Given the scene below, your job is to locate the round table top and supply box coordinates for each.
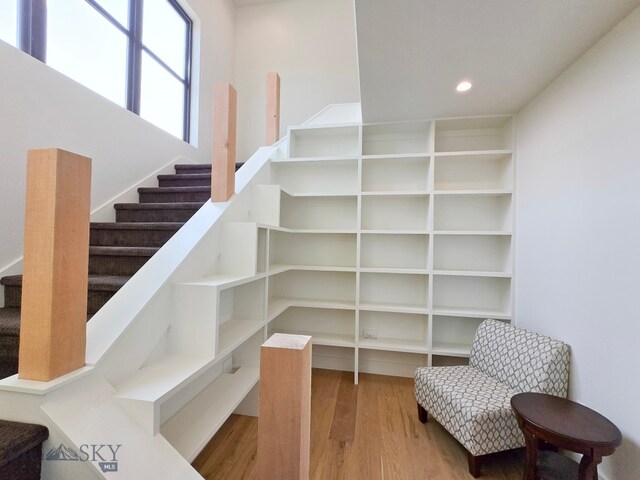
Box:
[511,392,622,448]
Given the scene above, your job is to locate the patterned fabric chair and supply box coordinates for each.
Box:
[415,319,570,477]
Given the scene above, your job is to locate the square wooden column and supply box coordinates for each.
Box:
[265,72,280,145]
[212,83,237,202]
[258,334,311,480]
[19,148,91,381]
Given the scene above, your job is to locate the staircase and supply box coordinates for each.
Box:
[0,162,232,379]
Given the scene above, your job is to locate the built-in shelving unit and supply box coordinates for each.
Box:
[262,115,515,381]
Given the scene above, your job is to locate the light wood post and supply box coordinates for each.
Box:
[257,334,311,480]
[212,83,237,202]
[265,72,280,145]
[18,148,91,381]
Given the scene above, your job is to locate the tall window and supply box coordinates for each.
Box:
[1,0,192,141]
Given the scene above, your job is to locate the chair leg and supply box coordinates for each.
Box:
[417,403,428,423]
[467,452,482,478]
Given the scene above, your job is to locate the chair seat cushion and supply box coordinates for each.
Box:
[415,365,524,456]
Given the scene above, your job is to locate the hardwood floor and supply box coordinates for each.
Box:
[193,369,524,480]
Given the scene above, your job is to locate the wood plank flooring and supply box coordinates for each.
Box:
[192,369,524,480]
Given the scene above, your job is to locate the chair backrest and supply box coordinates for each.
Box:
[469,319,570,397]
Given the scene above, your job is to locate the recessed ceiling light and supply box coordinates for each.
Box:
[456,81,472,93]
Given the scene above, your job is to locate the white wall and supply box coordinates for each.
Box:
[515,6,640,479]
[0,0,235,280]
[234,0,360,162]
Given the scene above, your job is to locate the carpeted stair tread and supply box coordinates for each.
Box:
[137,186,211,194]
[91,222,184,230]
[173,163,212,173]
[0,419,49,467]
[157,173,211,187]
[114,202,204,210]
[174,162,243,173]
[0,308,20,336]
[90,246,159,257]
[2,274,130,290]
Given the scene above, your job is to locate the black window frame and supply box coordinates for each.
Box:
[16,0,193,142]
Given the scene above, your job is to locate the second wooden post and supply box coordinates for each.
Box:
[212,83,237,202]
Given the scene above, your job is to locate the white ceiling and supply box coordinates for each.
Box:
[355,0,640,122]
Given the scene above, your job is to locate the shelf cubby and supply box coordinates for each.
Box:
[434,117,512,152]
[268,270,356,317]
[359,349,428,377]
[269,307,355,347]
[359,311,427,353]
[361,155,429,192]
[269,231,356,269]
[288,125,360,158]
[431,316,486,357]
[361,195,429,231]
[360,272,428,313]
[218,279,266,357]
[434,152,512,191]
[432,275,511,317]
[362,121,431,156]
[433,193,512,232]
[271,159,358,195]
[433,234,511,274]
[280,192,357,231]
[432,355,469,367]
[360,233,428,270]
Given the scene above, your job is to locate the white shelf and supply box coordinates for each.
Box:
[272,155,358,163]
[114,354,211,404]
[431,342,472,357]
[218,319,265,358]
[361,190,431,196]
[433,190,512,195]
[360,267,429,275]
[433,149,512,157]
[359,338,428,354]
[359,302,429,315]
[361,229,429,235]
[268,297,356,321]
[269,264,357,274]
[433,230,512,236]
[270,329,355,348]
[431,307,511,320]
[433,270,511,278]
[161,366,259,462]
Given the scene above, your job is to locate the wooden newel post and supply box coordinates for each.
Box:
[212,83,237,202]
[265,72,280,145]
[18,148,91,381]
[257,334,311,480]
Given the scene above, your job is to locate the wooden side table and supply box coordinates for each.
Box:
[511,392,622,480]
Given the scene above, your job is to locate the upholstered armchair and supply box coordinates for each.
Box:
[415,319,570,477]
